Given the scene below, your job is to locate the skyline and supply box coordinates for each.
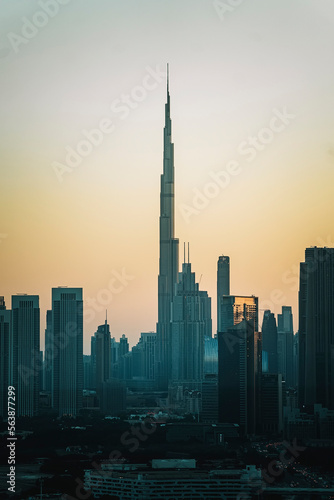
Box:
[1,1,334,352]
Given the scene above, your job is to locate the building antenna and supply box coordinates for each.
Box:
[167,63,169,93]
[184,242,186,264]
[188,242,190,264]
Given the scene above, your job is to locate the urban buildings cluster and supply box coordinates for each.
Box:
[1,72,334,499]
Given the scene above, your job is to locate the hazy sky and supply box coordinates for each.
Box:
[1,0,334,353]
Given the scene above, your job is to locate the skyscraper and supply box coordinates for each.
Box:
[261,373,283,434]
[156,66,179,389]
[218,319,256,435]
[119,334,129,357]
[140,332,157,380]
[217,255,230,334]
[94,318,111,388]
[277,306,294,387]
[299,247,334,409]
[44,309,52,393]
[11,294,40,417]
[0,297,11,419]
[51,287,83,417]
[262,310,278,375]
[219,295,258,334]
[170,257,211,382]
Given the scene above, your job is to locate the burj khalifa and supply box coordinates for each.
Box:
[156,65,179,389]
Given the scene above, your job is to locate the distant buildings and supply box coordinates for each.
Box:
[284,404,334,443]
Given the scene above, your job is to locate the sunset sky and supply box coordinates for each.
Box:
[1,0,334,353]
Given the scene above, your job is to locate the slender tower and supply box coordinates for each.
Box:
[157,65,179,389]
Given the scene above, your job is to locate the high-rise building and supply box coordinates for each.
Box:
[201,374,218,423]
[219,295,258,333]
[293,331,299,389]
[254,330,263,434]
[0,297,11,419]
[261,310,278,375]
[204,336,218,376]
[110,337,119,365]
[217,255,230,334]
[171,259,211,382]
[218,320,256,435]
[100,378,126,416]
[51,287,83,417]
[299,247,334,409]
[140,332,156,380]
[277,306,294,387]
[261,373,283,434]
[119,334,129,357]
[44,309,52,393]
[11,294,40,417]
[156,66,179,389]
[83,355,94,390]
[94,318,111,388]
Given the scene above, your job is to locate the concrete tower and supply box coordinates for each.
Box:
[157,65,179,388]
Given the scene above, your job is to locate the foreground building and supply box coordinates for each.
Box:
[51,287,83,417]
[84,460,262,499]
[218,320,256,435]
[299,247,334,409]
[11,294,40,417]
[219,295,258,333]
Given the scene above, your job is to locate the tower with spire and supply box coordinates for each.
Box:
[156,65,179,389]
[171,243,212,382]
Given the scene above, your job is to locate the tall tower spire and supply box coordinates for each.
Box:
[157,65,179,389]
[167,63,169,94]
